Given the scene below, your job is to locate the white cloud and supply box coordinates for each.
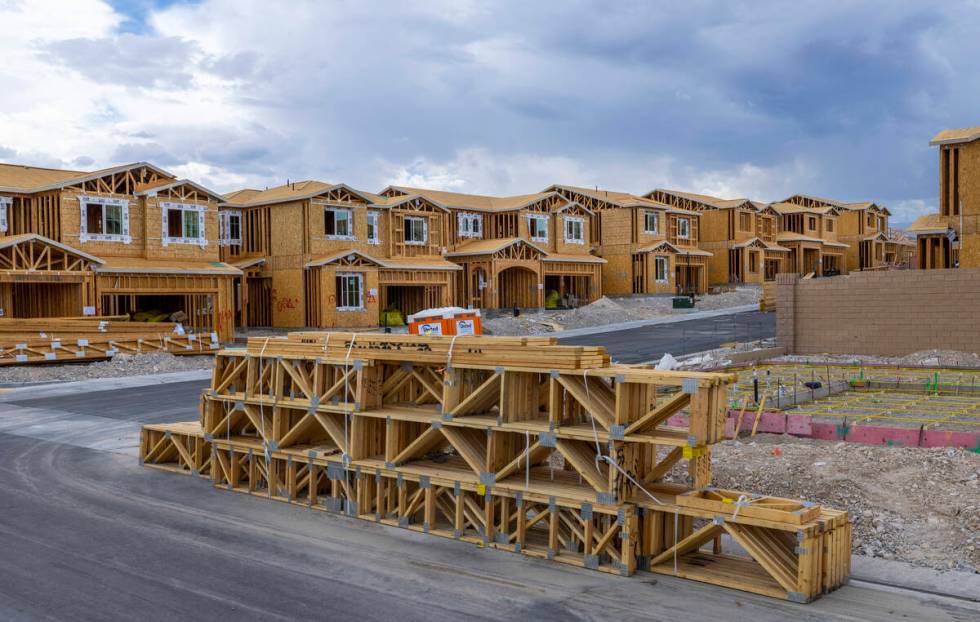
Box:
[0,0,970,227]
[376,147,812,203]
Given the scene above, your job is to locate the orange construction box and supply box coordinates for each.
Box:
[408,307,482,336]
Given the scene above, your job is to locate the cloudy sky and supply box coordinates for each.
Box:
[2,0,978,224]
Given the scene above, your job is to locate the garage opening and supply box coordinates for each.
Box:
[802,248,821,275]
[381,285,443,319]
[822,254,842,276]
[544,275,590,308]
[3,282,82,317]
[101,293,214,332]
[764,258,780,281]
[498,266,538,308]
[674,265,702,295]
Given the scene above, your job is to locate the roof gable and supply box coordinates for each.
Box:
[446,237,547,258]
[224,181,378,208]
[305,249,386,268]
[0,161,175,194]
[647,188,755,211]
[136,179,225,203]
[0,233,104,271]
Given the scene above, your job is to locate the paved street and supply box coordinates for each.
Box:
[559,310,775,363]
[0,330,976,621]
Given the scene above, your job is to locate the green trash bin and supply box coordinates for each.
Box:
[672,296,695,309]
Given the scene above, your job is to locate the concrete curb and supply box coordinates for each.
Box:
[553,304,761,339]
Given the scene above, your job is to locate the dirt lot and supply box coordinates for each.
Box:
[695,435,980,573]
[484,287,760,336]
[0,352,214,384]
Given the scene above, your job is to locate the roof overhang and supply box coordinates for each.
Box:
[445,237,548,258]
[542,254,606,264]
[232,257,266,270]
[95,260,242,276]
[930,129,980,146]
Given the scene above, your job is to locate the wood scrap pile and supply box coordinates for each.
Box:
[140,332,850,602]
[0,316,219,365]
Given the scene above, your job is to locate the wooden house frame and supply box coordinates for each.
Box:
[378,186,605,308]
[545,185,709,295]
[0,162,239,339]
[908,214,955,269]
[911,126,980,269]
[882,230,916,268]
[768,202,849,276]
[646,189,787,286]
[783,195,889,272]
[221,183,459,328]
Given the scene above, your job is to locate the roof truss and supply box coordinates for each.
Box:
[62,163,174,195]
[0,235,101,272]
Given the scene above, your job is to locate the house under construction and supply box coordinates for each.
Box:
[909,126,980,269]
[0,162,240,339]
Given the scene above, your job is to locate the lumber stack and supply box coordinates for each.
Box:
[0,316,219,365]
[140,332,850,602]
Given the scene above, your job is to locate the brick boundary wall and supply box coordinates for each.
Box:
[775,269,980,356]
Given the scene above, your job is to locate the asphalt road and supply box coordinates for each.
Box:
[558,310,776,363]
[0,337,976,620]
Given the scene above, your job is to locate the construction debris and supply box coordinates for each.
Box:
[141,332,851,602]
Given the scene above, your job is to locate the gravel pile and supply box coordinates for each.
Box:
[682,436,980,572]
[484,287,761,336]
[0,352,214,384]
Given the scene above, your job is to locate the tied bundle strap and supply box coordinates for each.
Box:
[446,334,459,369]
[582,369,603,475]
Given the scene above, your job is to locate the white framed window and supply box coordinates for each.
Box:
[219,211,242,246]
[162,202,207,246]
[457,212,482,238]
[528,214,549,242]
[643,211,659,234]
[367,211,381,245]
[564,216,585,244]
[324,208,353,239]
[676,217,690,239]
[335,272,364,311]
[0,196,10,233]
[655,256,669,282]
[79,196,130,243]
[404,216,428,245]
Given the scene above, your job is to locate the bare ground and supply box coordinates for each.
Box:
[692,435,980,573]
[0,352,214,384]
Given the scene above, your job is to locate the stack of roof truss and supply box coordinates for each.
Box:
[140,333,849,602]
[0,316,218,364]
